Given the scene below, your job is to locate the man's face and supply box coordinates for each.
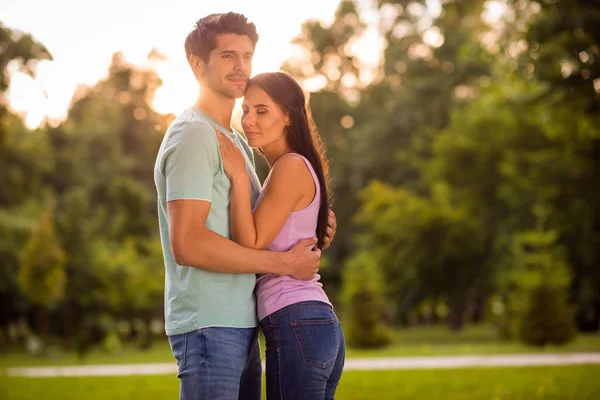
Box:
[201,33,254,99]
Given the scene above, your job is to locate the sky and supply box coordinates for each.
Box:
[0,0,347,128]
[1,0,506,129]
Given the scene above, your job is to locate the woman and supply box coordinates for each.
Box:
[216,71,345,399]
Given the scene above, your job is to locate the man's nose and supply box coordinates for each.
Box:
[235,57,249,74]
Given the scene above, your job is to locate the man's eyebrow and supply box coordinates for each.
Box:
[218,50,254,56]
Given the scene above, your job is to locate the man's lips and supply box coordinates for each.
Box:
[228,77,247,84]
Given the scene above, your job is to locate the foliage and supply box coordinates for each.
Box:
[341,251,392,348]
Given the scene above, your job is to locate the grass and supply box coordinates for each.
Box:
[1,324,599,368]
[345,325,600,358]
[0,365,599,399]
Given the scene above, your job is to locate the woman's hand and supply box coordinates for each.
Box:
[216,130,248,183]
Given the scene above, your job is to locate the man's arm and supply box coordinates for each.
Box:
[162,123,318,280]
[323,209,337,250]
[168,189,319,281]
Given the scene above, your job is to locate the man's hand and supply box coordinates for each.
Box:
[282,238,320,281]
[323,209,337,250]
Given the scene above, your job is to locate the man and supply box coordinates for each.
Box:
[154,12,336,400]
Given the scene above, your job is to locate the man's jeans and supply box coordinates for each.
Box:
[259,301,346,400]
[168,327,261,400]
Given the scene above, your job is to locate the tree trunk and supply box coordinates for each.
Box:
[63,303,74,350]
[447,296,465,332]
[38,306,50,342]
[428,300,439,324]
[469,297,486,323]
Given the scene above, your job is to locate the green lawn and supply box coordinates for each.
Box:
[346,325,600,358]
[1,365,599,399]
[1,325,599,368]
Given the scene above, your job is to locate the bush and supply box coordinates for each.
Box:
[341,251,392,348]
[506,228,577,347]
[519,285,576,346]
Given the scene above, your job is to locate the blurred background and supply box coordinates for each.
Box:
[1,0,599,399]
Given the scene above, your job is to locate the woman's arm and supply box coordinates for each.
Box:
[231,155,313,249]
[216,133,314,249]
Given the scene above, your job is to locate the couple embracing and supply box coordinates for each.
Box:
[154,12,345,400]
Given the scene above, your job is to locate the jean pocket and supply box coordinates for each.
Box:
[290,319,338,369]
[168,333,188,375]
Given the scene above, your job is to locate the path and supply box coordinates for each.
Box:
[6,353,600,377]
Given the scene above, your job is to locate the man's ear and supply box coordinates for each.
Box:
[189,54,205,78]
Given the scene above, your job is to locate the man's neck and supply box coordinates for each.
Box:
[194,89,236,129]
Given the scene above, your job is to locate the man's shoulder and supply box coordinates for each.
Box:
[165,111,217,147]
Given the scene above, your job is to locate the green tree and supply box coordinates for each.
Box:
[353,181,484,330]
[17,209,67,341]
[282,0,492,304]
[0,22,52,343]
[341,250,392,348]
[513,0,600,331]
[512,0,600,113]
[503,225,576,346]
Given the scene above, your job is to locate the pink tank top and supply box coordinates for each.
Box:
[254,153,331,321]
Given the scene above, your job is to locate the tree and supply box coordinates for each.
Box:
[17,208,67,341]
[0,23,52,344]
[512,0,600,113]
[0,22,51,107]
[282,0,492,304]
[341,250,392,348]
[512,0,600,331]
[352,181,484,330]
[503,226,576,346]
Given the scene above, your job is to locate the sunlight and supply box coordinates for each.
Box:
[2,0,341,128]
[423,27,445,48]
[482,0,506,25]
[7,73,46,129]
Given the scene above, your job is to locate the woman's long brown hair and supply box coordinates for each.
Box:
[247,72,330,249]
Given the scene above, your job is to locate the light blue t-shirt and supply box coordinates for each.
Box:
[154,106,262,336]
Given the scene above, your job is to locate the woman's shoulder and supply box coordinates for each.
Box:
[273,153,314,176]
[269,153,315,187]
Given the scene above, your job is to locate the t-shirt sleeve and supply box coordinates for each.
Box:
[161,122,219,202]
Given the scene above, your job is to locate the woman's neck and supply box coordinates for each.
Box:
[262,138,293,168]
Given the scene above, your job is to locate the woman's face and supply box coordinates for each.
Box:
[241,85,290,149]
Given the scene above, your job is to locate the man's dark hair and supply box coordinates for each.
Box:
[185,12,259,64]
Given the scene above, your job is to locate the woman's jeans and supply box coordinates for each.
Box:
[259,301,346,400]
[168,327,261,400]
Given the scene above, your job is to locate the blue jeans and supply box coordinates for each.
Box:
[259,301,346,400]
[168,327,261,400]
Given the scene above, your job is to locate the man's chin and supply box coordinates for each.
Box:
[220,87,245,99]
